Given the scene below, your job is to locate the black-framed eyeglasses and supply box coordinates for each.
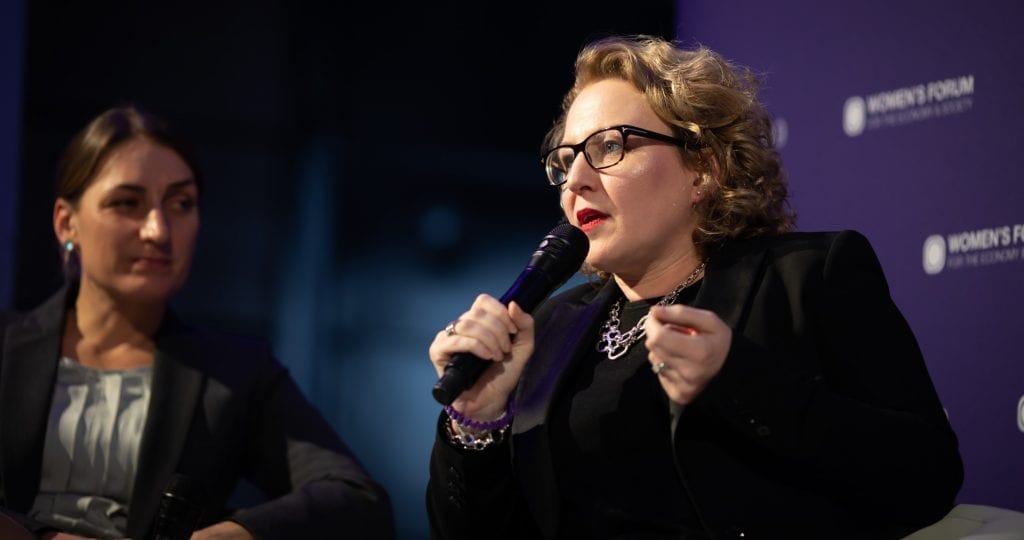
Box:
[541,124,701,186]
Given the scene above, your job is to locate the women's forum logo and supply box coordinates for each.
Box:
[923,234,946,275]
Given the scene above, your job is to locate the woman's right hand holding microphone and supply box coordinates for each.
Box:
[429,294,535,423]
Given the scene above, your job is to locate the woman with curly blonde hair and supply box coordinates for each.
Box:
[428,35,961,539]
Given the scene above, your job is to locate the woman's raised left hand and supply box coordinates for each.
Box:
[644,304,732,405]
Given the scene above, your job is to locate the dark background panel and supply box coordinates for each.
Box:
[11,2,676,538]
[15,0,675,313]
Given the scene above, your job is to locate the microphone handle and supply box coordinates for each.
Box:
[496,266,557,312]
[432,351,490,406]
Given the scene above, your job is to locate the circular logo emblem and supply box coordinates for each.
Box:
[923,235,946,275]
[1018,395,1024,433]
[843,96,866,137]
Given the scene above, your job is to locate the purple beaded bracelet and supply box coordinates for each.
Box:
[444,399,516,432]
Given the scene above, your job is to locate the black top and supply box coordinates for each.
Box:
[551,281,704,538]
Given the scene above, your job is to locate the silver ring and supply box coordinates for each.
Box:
[444,320,459,337]
[651,361,667,375]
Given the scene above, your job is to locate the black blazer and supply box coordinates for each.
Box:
[428,230,963,539]
[0,285,394,539]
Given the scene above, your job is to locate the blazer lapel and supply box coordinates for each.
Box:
[0,289,67,510]
[126,314,203,537]
[693,238,769,329]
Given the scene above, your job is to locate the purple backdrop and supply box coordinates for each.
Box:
[677,0,1024,510]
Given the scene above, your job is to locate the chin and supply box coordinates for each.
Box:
[115,276,185,304]
[584,247,623,275]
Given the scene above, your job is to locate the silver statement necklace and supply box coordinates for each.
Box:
[596,261,706,360]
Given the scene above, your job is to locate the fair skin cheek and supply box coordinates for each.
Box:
[560,153,695,284]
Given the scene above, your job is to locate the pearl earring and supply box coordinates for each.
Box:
[63,240,74,253]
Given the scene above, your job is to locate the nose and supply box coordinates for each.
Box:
[141,207,170,245]
[562,152,598,194]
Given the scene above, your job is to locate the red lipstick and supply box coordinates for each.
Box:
[576,208,608,233]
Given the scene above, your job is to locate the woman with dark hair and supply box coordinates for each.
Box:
[426,35,963,539]
[0,105,394,539]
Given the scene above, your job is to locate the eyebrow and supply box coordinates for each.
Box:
[108,178,197,194]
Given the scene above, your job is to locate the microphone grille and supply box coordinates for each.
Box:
[544,221,589,264]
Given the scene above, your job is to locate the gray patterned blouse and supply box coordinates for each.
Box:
[29,357,153,539]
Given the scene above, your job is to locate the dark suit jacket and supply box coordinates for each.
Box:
[0,285,394,539]
[428,230,963,539]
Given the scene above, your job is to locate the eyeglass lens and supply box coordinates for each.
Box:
[545,128,625,185]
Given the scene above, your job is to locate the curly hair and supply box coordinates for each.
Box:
[546,35,795,256]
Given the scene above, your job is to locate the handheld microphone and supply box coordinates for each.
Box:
[151,473,203,540]
[432,220,589,406]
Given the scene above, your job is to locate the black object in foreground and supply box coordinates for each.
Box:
[151,473,204,540]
